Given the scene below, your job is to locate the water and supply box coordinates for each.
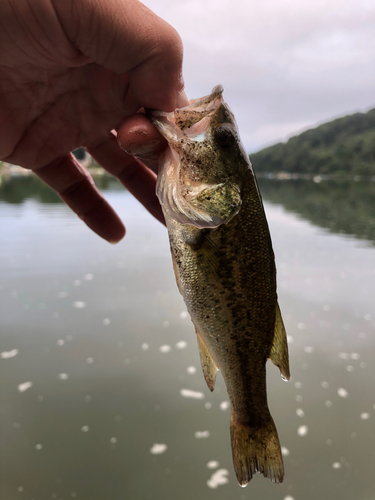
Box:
[1,173,375,500]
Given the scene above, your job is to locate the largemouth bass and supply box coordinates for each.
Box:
[150,85,290,486]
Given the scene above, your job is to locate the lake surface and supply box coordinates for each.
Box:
[1,173,375,500]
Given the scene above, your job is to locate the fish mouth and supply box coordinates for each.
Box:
[148,85,224,142]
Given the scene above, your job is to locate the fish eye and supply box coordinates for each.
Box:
[214,125,235,149]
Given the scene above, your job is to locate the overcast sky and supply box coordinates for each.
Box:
[142,0,375,153]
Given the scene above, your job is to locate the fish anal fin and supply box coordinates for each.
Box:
[196,331,218,392]
[269,302,290,381]
[230,409,284,486]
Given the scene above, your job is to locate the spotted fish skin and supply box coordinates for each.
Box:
[150,85,290,486]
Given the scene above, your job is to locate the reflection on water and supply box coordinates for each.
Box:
[1,174,375,500]
[0,172,122,204]
[258,177,375,244]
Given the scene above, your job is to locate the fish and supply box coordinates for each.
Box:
[149,85,290,486]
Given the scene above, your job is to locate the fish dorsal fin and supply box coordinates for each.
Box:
[196,330,218,392]
[269,303,290,381]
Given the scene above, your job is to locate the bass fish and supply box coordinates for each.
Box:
[150,85,290,486]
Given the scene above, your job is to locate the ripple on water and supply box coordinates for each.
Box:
[176,341,187,349]
[180,389,205,400]
[159,345,171,353]
[297,425,308,437]
[207,469,229,489]
[207,460,219,469]
[18,381,32,392]
[150,443,167,455]
[1,349,19,359]
[338,388,349,398]
[281,446,290,456]
[194,431,210,439]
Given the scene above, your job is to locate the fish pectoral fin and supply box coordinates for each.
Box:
[269,302,290,381]
[196,330,218,392]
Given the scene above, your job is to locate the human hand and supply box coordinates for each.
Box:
[0,0,188,242]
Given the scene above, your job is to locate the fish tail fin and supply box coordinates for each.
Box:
[230,409,284,486]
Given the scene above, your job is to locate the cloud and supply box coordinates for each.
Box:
[143,0,375,151]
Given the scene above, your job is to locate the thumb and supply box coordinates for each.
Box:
[54,0,184,111]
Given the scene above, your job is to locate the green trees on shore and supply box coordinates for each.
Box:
[250,108,375,176]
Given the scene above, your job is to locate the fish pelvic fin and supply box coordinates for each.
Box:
[269,302,290,381]
[196,331,218,392]
[230,409,284,486]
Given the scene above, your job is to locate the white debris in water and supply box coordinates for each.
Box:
[297,323,305,330]
[84,273,94,280]
[141,343,149,351]
[58,373,69,380]
[338,352,349,359]
[110,437,117,444]
[18,487,23,492]
[57,339,65,346]
[325,401,332,407]
[180,311,189,319]
[332,462,342,469]
[187,366,197,374]
[296,408,305,417]
[207,460,219,469]
[207,469,229,489]
[284,496,295,500]
[338,388,349,398]
[176,341,187,349]
[102,318,111,326]
[321,381,329,388]
[18,381,32,392]
[350,352,360,360]
[159,345,171,353]
[73,280,81,286]
[81,426,89,432]
[294,381,302,389]
[304,346,314,353]
[346,365,354,372]
[150,443,167,455]
[58,291,69,298]
[35,444,43,451]
[281,446,290,456]
[180,389,204,400]
[220,401,230,411]
[162,320,170,328]
[360,412,370,420]
[287,335,294,344]
[1,349,19,359]
[73,301,86,308]
[205,402,212,409]
[86,357,94,364]
[194,430,210,439]
[297,425,308,437]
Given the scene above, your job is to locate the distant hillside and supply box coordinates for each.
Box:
[250,108,375,176]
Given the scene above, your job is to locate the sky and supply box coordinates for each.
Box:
[142,0,375,153]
